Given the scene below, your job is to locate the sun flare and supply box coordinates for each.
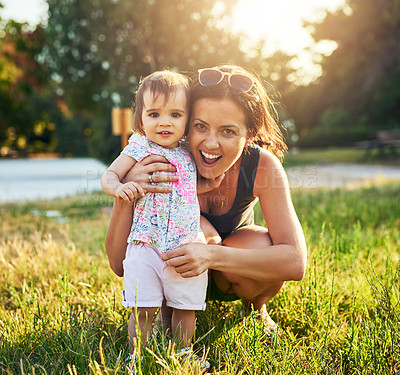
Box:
[229,0,346,55]
[224,0,346,83]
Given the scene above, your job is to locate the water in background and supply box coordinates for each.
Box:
[0,158,107,203]
[1,158,400,203]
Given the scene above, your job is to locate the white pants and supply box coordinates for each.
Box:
[122,243,208,310]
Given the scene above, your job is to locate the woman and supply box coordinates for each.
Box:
[105,65,307,330]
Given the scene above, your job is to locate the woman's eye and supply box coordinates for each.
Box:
[194,123,206,130]
[223,128,235,135]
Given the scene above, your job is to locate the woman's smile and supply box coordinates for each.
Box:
[188,98,248,179]
[200,150,222,165]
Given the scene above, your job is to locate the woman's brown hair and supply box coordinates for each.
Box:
[190,65,287,161]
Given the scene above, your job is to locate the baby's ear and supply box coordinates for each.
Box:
[139,123,144,134]
[135,121,144,135]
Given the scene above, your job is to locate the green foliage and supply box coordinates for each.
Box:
[1,0,256,161]
[1,184,400,373]
[298,107,364,148]
[282,147,372,168]
[41,0,253,163]
[2,0,400,155]
[297,112,372,148]
[284,0,400,147]
[0,21,60,155]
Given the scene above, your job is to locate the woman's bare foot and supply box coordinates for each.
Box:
[242,303,277,333]
[259,305,277,333]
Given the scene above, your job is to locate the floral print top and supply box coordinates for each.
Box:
[122,134,201,253]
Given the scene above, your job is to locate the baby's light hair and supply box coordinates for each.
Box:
[133,70,190,135]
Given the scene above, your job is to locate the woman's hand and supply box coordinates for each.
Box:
[161,242,212,278]
[123,155,178,193]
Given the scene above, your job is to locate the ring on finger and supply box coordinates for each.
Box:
[148,172,154,184]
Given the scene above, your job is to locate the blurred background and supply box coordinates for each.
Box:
[1,0,398,164]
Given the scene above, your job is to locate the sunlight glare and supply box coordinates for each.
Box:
[230,0,346,55]
[228,0,346,83]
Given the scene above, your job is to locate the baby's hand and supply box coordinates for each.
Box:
[115,182,146,202]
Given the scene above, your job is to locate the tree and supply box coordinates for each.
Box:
[284,0,400,147]
[43,0,256,162]
[0,19,61,156]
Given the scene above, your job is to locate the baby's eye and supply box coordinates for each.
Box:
[172,112,183,118]
[149,112,159,118]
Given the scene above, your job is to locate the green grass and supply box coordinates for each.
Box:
[283,147,400,167]
[1,185,399,374]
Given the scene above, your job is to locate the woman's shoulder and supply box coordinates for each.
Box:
[254,148,289,193]
[247,144,282,166]
[257,147,284,170]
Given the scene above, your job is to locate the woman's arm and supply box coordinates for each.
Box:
[250,150,307,280]
[105,198,134,277]
[123,154,178,191]
[162,151,307,282]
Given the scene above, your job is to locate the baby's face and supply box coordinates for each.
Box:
[141,88,188,148]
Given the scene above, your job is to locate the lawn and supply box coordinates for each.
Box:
[283,147,400,167]
[1,184,399,374]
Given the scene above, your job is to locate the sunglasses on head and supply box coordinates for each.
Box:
[198,68,255,93]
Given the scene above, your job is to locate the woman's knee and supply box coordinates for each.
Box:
[219,226,282,305]
[223,225,272,249]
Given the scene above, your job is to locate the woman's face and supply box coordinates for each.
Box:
[187,98,248,179]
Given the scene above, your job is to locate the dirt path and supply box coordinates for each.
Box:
[287,163,400,189]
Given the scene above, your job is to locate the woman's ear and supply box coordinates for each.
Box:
[245,137,254,147]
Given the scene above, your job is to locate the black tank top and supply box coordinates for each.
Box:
[201,145,261,239]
